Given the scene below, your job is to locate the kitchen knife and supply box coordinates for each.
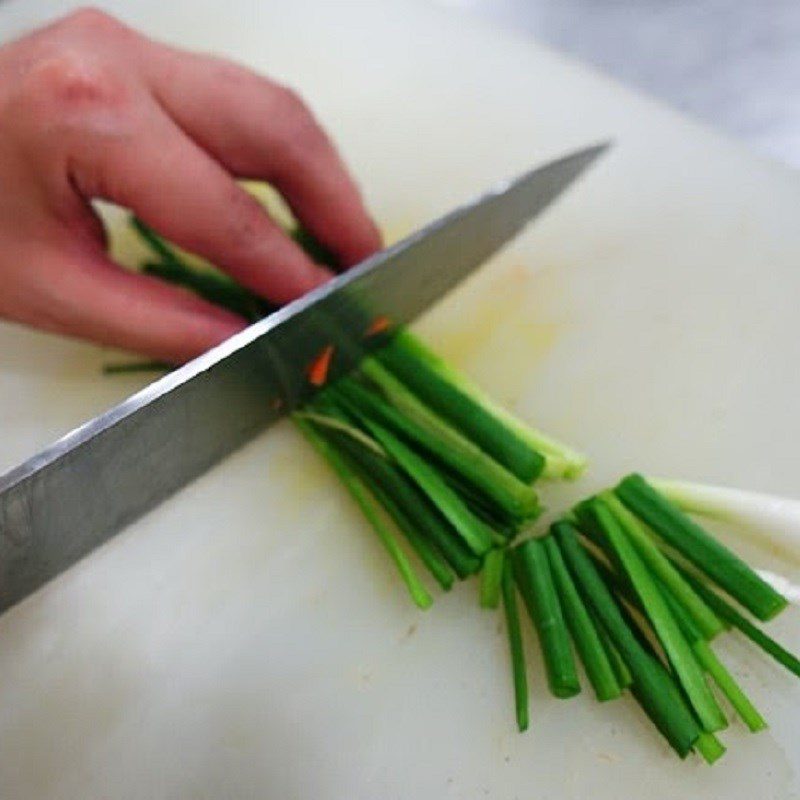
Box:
[0,143,607,612]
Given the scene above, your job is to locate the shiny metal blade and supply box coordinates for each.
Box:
[0,143,608,612]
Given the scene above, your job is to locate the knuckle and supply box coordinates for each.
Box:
[20,50,127,112]
[224,189,271,246]
[274,87,327,154]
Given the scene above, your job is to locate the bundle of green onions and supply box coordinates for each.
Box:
[505,474,797,763]
[121,214,799,765]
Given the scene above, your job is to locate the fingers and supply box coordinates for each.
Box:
[6,238,246,363]
[145,49,382,266]
[66,99,333,304]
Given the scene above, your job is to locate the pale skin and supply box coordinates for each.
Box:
[0,8,382,363]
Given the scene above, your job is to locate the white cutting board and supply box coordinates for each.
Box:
[1,1,800,798]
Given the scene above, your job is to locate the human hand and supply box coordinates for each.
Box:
[0,8,381,362]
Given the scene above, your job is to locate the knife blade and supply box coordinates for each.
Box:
[0,143,608,612]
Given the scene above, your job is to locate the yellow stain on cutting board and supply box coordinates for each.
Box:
[414,260,564,409]
[382,219,566,409]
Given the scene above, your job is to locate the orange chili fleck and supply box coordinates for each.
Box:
[307,344,335,386]
[364,315,392,337]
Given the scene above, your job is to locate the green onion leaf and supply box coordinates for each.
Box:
[480,549,505,609]
[293,415,432,609]
[544,533,621,702]
[376,331,546,482]
[616,474,788,621]
[501,556,529,732]
[513,538,581,698]
[587,498,727,733]
[554,521,700,757]
[601,491,724,640]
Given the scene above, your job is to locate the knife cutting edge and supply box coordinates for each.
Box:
[0,142,609,613]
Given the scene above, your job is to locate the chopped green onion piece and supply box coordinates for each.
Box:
[601,492,724,640]
[597,623,633,689]
[544,533,621,702]
[314,398,480,580]
[384,331,588,479]
[513,538,581,698]
[480,549,505,609]
[554,521,701,757]
[294,410,387,458]
[342,371,540,521]
[331,391,494,557]
[587,498,727,733]
[376,331,546,482]
[649,478,800,559]
[694,639,767,733]
[293,415,432,609]
[616,474,788,621]
[679,567,800,680]
[653,575,767,733]
[695,732,726,765]
[501,557,529,732]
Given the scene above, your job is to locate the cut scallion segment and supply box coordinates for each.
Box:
[649,478,800,558]
[314,397,481,579]
[331,390,494,557]
[652,576,767,733]
[376,332,546,482]
[616,474,788,621]
[554,521,700,757]
[601,491,724,640]
[381,331,587,479]
[694,639,767,733]
[480,549,505,609]
[513,538,581,698]
[501,557,529,732]
[587,498,727,733]
[695,732,727,765]
[598,623,633,689]
[293,415,432,609]
[341,371,540,521]
[545,531,621,702]
[679,568,800,680]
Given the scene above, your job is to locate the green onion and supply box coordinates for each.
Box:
[331,388,494,557]
[480,549,505,609]
[513,538,580,698]
[695,732,726,765]
[544,531,621,701]
[312,397,480,579]
[597,623,633,689]
[293,415,432,609]
[680,568,800,680]
[694,639,766,733]
[554,521,701,757]
[649,478,800,558]
[381,331,587,479]
[143,261,267,321]
[601,491,724,640]
[501,557,529,732]
[587,498,727,732]
[616,474,788,621]
[653,576,767,733]
[131,216,183,266]
[376,331,546,482]
[102,360,171,374]
[343,369,540,521]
